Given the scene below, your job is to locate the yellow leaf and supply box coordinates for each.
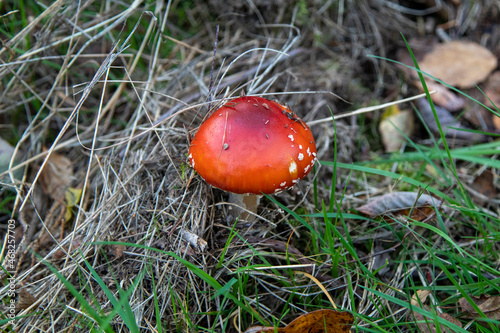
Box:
[64,187,82,222]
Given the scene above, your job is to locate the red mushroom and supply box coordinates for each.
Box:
[188,96,317,218]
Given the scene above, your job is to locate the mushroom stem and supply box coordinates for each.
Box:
[228,193,261,221]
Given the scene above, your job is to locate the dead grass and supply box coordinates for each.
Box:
[1,0,500,332]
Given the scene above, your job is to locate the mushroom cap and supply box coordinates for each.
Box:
[188,96,317,194]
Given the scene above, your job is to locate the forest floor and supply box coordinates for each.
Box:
[1,1,500,332]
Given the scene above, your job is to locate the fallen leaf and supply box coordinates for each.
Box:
[396,37,440,76]
[470,169,497,205]
[53,238,82,259]
[243,309,354,333]
[409,290,463,333]
[179,229,207,252]
[459,294,500,321]
[0,137,15,174]
[414,80,465,111]
[356,192,440,220]
[16,289,37,311]
[482,71,500,130]
[370,243,391,276]
[112,244,126,258]
[64,186,83,222]
[379,104,415,152]
[0,137,23,181]
[419,40,497,89]
[483,71,500,109]
[494,115,500,130]
[415,98,485,142]
[39,151,74,201]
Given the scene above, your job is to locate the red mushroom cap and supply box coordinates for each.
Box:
[188,96,317,194]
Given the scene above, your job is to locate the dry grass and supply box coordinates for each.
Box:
[1,1,500,332]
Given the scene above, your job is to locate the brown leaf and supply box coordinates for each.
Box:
[419,41,497,89]
[53,237,82,259]
[16,289,37,311]
[356,192,439,221]
[39,151,74,201]
[410,290,462,333]
[414,80,465,112]
[494,115,500,130]
[470,169,497,205]
[112,244,126,258]
[483,71,500,109]
[459,294,500,321]
[243,309,354,333]
[482,71,500,130]
[396,37,440,77]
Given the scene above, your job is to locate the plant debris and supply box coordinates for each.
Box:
[243,309,354,333]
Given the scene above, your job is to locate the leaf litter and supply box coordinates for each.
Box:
[356,191,442,220]
[243,309,354,333]
[1,1,500,332]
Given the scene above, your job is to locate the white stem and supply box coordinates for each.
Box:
[306,91,436,126]
[228,193,261,221]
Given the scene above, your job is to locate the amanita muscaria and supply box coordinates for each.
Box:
[188,96,317,219]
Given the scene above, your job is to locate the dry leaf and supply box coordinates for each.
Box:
[112,244,126,258]
[64,186,83,222]
[409,290,462,333]
[419,41,497,89]
[459,294,500,321]
[470,169,497,205]
[53,238,82,259]
[39,151,74,201]
[179,229,208,252]
[244,309,354,333]
[483,71,500,109]
[0,137,23,181]
[370,243,391,276]
[356,192,439,221]
[494,115,500,130]
[379,104,414,152]
[482,71,500,130]
[0,137,15,173]
[415,98,484,142]
[16,289,37,311]
[414,80,465,111]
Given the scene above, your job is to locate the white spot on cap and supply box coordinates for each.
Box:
[288,134,294,142]
[265,120,269,124]
[299,145,303,149]
[262,103,270,110]
[292,179,299,184]
[298,153,304,161]
[312,152,317,157]
[307,147,311,156]
[304,165,310,173]
[289,160,297,176]
[280,182,286,187]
